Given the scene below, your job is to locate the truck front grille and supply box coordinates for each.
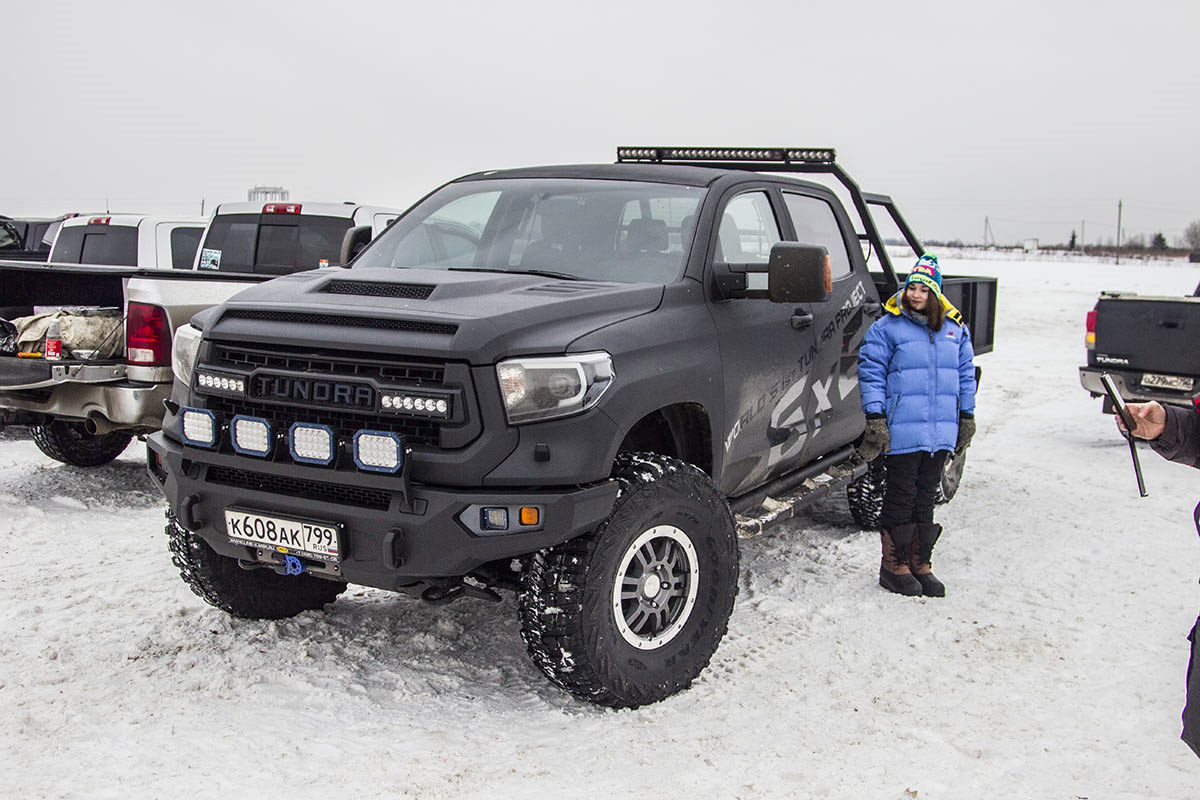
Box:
[212,344,445,385]
[207,465,392,511]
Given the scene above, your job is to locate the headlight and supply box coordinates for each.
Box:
[495,352,614,425]
[172,324,203,388]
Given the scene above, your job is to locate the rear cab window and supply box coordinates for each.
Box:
[50,225,139,266]
[170,227,203,269]
[197,214,352,274]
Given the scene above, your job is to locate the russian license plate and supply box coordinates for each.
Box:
[224,508,341,562]
[1141,373,1194,392]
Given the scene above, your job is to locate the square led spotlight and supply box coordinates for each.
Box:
[231,415,272,457]
[353,430,403,473]
[289,422,335,465]
[180,408,217,448]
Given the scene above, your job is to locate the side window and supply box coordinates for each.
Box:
[782,193,853,280]
[717,192,780,265]
[170,227,203,269]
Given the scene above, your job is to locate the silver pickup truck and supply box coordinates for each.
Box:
[0,201,400,466]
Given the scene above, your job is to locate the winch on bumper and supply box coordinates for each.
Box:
[146,430,618,588]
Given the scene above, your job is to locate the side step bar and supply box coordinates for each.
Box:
[730,446,867,539]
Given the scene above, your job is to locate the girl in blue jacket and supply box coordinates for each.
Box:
[857,254,977,597]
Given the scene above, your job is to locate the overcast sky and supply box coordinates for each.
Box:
[4,0,1197,246]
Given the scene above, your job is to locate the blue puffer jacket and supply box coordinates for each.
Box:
[858,290,977,455]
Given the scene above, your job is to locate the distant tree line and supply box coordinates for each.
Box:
[899,219,1200,252]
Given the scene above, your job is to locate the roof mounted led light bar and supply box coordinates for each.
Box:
[616,147,836,165]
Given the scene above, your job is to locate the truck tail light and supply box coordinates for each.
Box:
[1085,309,1097,349]
[127,302,172,366]
[88,216,111,225]
[263,204,302,214]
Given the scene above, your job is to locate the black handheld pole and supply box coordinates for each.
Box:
[1126,433,1148,498]
[1100,372,1149,498]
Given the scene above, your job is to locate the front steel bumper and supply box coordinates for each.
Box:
[146,431,619,588]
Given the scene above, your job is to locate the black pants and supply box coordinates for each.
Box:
[879,450,950,531]
[1184,616,1200,758]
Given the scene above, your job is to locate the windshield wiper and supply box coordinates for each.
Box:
[447,267,584,281]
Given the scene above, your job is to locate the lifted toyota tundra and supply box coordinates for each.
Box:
[148,147,997,707]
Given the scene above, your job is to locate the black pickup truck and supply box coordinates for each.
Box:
[148,148,997,707]
[0,215,55,262]
[1080,290,1200,411]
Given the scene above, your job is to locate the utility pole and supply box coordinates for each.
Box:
[1115,200,1123,265]
[1080,220,1086,254]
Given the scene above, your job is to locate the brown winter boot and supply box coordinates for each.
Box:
[879,524,922,596]
[909,523,945,597]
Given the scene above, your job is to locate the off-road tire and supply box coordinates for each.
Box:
[934,449,967,504]
[31,420,133,467]
[847,456,887,530]
[166,512,345,619]
[518,452,739,708]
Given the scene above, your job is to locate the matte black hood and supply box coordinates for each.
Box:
[199,268,665,363]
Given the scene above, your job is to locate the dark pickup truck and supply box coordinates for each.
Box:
[1080,290,1200,411]
[0,215,55,262]
[149,147,998,708]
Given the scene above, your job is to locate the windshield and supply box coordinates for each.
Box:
[354,178,706,283]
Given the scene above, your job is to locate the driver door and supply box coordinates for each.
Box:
[707,188,818,496]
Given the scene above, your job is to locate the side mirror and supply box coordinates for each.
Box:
[768,242,831,303]
[339,225,372,266]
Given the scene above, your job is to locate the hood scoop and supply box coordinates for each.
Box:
[322,279,435,300]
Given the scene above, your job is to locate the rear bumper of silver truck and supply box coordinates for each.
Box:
[0,358,169,430]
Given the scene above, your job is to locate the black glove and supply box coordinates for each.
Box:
[857,414,889,462]
[955,413,976,455]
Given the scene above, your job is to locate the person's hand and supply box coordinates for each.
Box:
[1119,401,1166,440]
[955,414,976,455]
[857,415,889,462]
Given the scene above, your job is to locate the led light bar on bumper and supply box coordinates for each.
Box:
[289,423,334,465]
[231,415,272,457]
[354,431,403,473]
[180,408,217,448]
[496,352,614,425]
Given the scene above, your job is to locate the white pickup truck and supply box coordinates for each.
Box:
[0,201,400,466]
[49,214,207,270]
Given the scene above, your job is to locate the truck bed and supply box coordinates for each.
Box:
[870,272,997,355]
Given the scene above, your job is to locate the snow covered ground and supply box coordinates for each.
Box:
[3,255,1199,799]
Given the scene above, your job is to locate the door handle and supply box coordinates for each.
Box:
[790,311,813,329]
